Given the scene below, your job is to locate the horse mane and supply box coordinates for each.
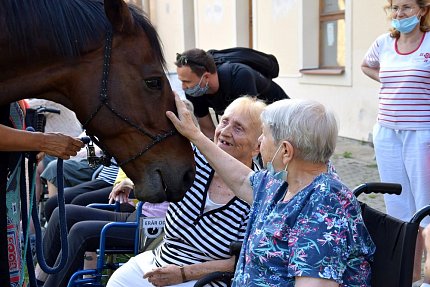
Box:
[1,0,165,66]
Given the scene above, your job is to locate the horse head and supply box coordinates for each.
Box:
[0,0,195,202]
[82,0,197,203]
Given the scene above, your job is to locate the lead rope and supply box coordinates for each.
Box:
[35,136,90,275]
[20,138,93,286]
[33,158,69,274]
[19,152,69,287]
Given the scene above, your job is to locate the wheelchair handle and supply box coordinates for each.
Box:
[353,182,402,197]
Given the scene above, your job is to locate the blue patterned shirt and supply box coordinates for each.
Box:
[232,170,375,287]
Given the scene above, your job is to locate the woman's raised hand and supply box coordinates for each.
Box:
[166,93,201,142]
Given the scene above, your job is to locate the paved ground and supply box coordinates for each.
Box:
[331,137,385,213]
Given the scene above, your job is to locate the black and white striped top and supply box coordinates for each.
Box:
[153,148,256,284]
[96,163,118,185]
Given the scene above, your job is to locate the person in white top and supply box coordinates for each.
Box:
[361,0,430,283]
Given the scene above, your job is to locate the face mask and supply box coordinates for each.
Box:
[391,15,420,34]
[266,144,288,181]
[184,75,209,98]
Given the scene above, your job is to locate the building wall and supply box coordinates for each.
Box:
[138,0,392,142]
[194,0,249,50]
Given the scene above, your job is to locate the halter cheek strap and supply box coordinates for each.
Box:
[82,27,176,167]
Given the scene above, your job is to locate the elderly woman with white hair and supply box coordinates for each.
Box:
[107,96,266,287]
[167,96,376,287]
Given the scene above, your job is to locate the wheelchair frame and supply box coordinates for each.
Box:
[67,202,165,287]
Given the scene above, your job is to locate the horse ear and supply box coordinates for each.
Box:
[104,0,135,33]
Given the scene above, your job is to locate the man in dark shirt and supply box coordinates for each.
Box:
[175,48,288,139]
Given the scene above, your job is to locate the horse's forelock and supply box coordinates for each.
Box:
[1,0,165,67]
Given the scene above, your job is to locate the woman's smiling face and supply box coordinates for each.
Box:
[214,107,261,165]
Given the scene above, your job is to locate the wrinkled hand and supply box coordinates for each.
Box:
[41,133,84,159]
[144,265,183,287]
[108,178,134,204]
[166,94,201,142]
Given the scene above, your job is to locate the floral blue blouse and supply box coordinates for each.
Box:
[232,170,375,287]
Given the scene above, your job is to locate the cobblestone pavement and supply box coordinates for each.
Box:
[331,137,385,213]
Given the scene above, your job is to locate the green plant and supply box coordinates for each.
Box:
[342,151,353,158]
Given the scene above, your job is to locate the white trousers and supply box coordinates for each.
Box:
[373,124,430,226]
[106,251,197,287]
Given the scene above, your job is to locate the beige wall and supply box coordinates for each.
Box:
[254,0,389,142]
[253,0,300,76]
[144,0,391,142]
[142,0,195,72]
[193,0,249,50]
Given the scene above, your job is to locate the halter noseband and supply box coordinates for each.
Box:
[82,28,176,167]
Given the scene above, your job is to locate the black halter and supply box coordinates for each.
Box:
[82,28,176,167]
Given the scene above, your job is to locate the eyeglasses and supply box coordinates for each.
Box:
[389,5,418,15]
[176,53,207,70]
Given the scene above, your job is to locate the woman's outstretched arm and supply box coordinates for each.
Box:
[166,94,254,204]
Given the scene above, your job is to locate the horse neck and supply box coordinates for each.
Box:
[0,51,89,109]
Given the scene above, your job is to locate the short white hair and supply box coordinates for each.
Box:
[223,96,267,131]
[261,99,338,163]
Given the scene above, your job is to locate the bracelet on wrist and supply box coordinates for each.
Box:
[179,265,187,282]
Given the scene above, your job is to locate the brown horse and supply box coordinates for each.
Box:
[0,0,195,202]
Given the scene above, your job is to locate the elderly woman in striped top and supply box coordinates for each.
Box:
[107,96,266,287]
[361,0,430,282]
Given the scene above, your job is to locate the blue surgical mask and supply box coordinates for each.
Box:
[266,144,288,181]
[391,15,420,34]
[184,75,209,98]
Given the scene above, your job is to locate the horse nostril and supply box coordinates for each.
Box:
[183,168,195,191]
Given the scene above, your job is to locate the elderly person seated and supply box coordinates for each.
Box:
[167,96,376,287]
[106,96,266,287]
[35,167,167,287]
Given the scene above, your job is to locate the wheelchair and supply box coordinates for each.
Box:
[67,201,165,287]
[194,182,430,287]
[354,182,430,287]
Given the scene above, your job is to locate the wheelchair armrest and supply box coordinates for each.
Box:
[67,269,98,287]
[230,241,242,267]
[97,222,138,270]
[192,241,242,287]
[229,241,242,256]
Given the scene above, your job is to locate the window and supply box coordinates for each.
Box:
[300,0,347,77]
[319,0,345,69]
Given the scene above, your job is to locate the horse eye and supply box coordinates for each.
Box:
[144,78,162,90]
